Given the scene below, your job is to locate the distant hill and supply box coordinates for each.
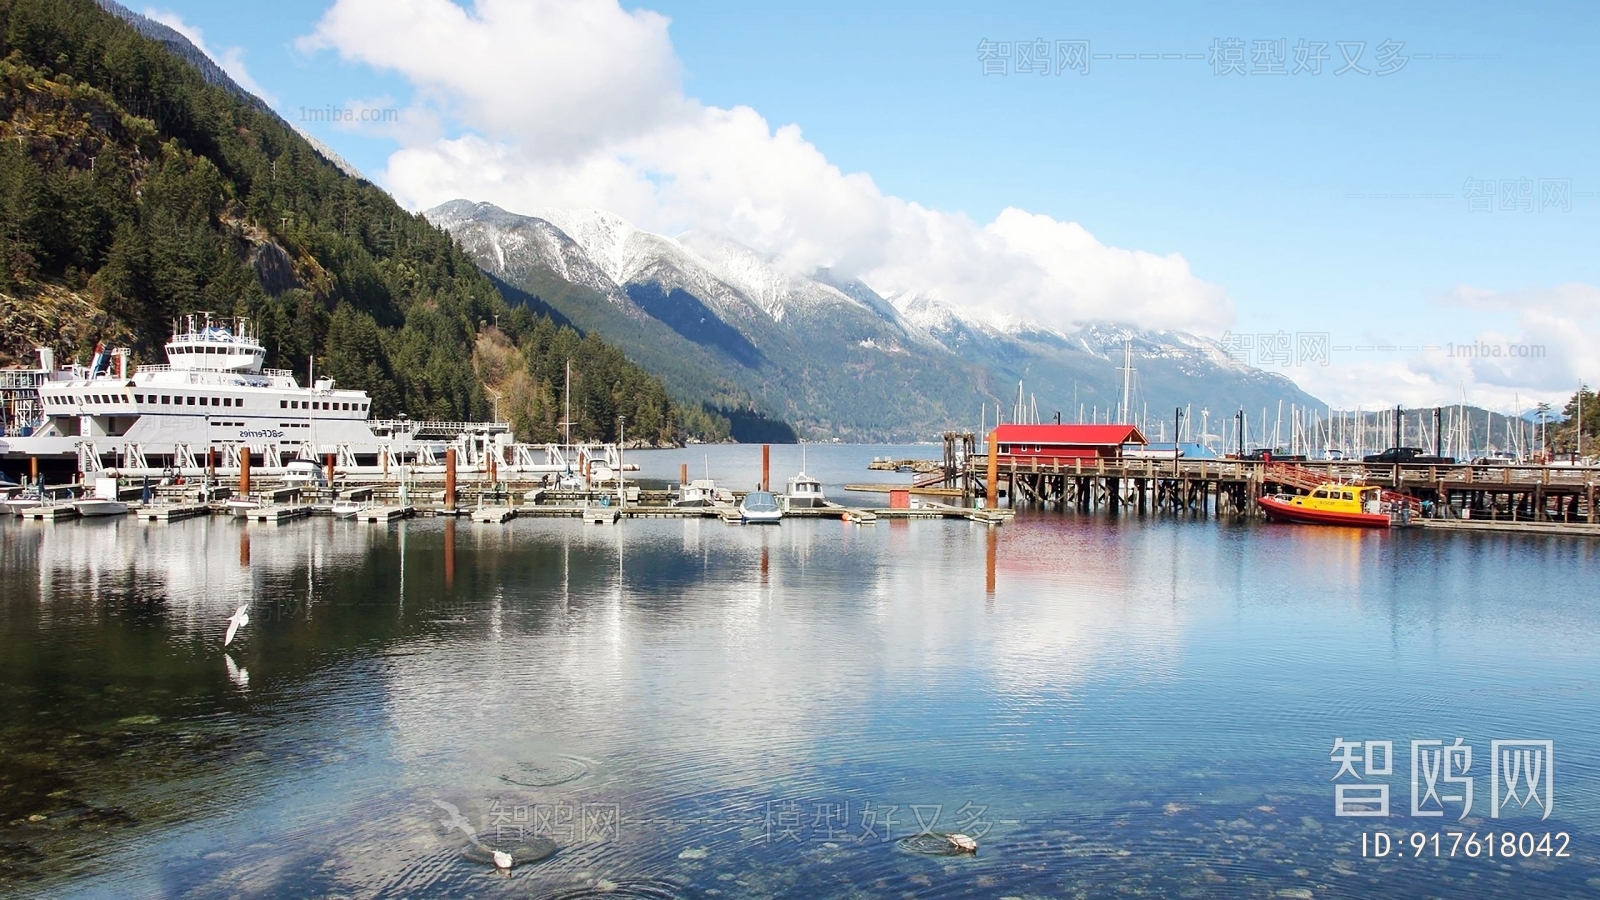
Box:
[429,200,1327,441]
[0,0,706,444]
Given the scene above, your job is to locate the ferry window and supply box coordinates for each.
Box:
[133,394,142,403]
[186,397,195,405]
[1312,490,1328,498]
[281,400,287,409]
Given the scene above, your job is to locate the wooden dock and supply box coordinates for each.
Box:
[22,504,77,521]
[355,506,414,523]
[1416,519,1600,538]
[470,506,516,524]
[240,505,313,523]
[137,503,209,522]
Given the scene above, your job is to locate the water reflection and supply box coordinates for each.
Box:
[1,512,1598,899]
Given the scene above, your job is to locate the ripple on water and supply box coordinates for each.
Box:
[501,755,597,788]
[458,834,560,866]
[895,832,979,857]
[542,879,693,899]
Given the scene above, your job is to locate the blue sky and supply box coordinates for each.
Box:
[138,1,1600,409]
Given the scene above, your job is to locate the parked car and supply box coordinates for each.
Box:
[1362,447,1454,465]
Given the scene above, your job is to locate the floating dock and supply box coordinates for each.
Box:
[239,505,313,523]
[137,503,209,522]
[22,504,77,521]
[355,506,414,523]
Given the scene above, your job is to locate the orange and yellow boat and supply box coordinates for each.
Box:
[1257,483,1394,528]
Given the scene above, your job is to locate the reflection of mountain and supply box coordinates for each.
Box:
[429,200,1325,441]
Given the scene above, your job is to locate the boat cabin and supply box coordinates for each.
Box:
[1288,484,1382,515]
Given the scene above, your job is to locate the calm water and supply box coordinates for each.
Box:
[2,445,1599,899]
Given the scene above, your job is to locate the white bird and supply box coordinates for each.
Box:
[432,799,477,842]
[223,604,250,646]
[224,653,249,689]
[947,833,978,854]
[492,849,513,871]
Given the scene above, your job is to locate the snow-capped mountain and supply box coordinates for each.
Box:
[427,200,1323,440]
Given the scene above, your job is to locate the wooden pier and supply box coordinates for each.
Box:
[950,449,1600,525]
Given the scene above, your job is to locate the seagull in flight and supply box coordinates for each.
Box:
[223,604,250,646]
[432,799,477,842]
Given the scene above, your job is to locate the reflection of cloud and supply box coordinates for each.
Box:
[379,519,1184,803]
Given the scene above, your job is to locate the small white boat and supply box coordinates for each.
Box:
[74,497,128,517]
[282,459,324,485]
[4,489,43,516]
[739,490,783,524]
[675,478,730,507]
[331,499,363,518]
[784,443,826,509]
[74,477,128,517]
[226,496,262,517]
[784,473,825,509]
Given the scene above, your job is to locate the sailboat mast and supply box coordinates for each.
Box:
[1120,340,1133,424]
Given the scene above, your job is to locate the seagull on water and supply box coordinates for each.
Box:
[223,604,250,646]
[492,850,513,871]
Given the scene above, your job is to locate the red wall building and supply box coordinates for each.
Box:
[989,424,1148,463]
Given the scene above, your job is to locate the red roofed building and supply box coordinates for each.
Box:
[989,423,1148,463]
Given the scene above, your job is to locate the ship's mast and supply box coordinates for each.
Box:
[1119,340,1133,424]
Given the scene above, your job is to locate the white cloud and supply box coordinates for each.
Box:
[298,0,1233,335]
[1284,284,1600,412]
[143,8,279,107]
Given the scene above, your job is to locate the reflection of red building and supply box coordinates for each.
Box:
[989,424,1147,463]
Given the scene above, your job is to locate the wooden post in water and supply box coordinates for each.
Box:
[239,447,250,496]
[325,453,335,488]
[680,463,688,485]
[762,444,770,492]
[444,448,457,512]
[381,447,388,479]
[29,455,37,485]
[985,525,997,596]
[985,430,999,509]
[444,516,455,588]
[207,447,215,480]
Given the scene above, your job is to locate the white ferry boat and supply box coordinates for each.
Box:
[0,314,627,483]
